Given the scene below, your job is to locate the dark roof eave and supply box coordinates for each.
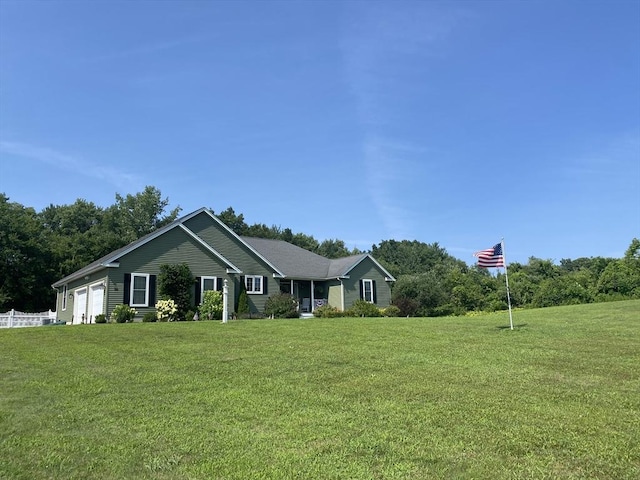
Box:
[51,261,119,288]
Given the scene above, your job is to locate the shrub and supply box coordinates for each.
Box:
[110,304,136,323]
[382,305,401,317]
[346,299,382,317]
[392,296,419,317]
[199,290,223,320]
[156,299,178,322]
[264,293,298,318]
[142,311,157,322]
[94,314,107,324]
[185,309,197,322]
[313,304,343,318]
[237,282,249,315]
[158,263,194,320]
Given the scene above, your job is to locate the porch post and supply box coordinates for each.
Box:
[311,280,315,312]
[222,279,229,323]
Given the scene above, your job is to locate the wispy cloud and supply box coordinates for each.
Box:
[341,3,468,239]
[88,34,212,62]
[0,140,140,189]
[362,137,431,239]
[563,131,640,179]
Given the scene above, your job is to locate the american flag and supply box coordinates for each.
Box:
[474,242,505,268]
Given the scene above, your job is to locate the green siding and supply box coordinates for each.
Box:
[56,271,108,323]
[54,210,392,321]
[107,225,235,320]
[327,281,343,310]
[342,258,392,309]
[184,212,278,314]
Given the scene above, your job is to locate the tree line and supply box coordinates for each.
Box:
[1,186,638,314]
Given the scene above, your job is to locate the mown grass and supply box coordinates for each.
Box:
[1,300,638,479]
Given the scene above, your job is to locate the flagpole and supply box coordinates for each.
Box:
[501,238,514,330]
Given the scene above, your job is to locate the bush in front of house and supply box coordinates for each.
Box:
[95,314,107,323]
[156,299,178,322]
[345,299,382,317]
[313,304,343,318]
[158,263,194,320]
[264,293,298,318]
[110,304,136,323]
[237,282,249,316]
[382,305,401,317]
[199,290,223,320]
[142,311,157,322]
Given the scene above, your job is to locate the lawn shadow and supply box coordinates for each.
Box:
[496,323,528,330]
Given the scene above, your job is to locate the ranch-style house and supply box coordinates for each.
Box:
[52,208,396,323]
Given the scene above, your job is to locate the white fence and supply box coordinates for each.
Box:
[0,309,57,328]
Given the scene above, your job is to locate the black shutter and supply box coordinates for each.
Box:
[263,276,268,295]
[195,277,201,305]
[124,273,131,305]
[372,280,377,304]
[149,275,157,306]
[216,278,223,291]
[359,280,364,300]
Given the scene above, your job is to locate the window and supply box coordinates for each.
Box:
[362,279,374,303]
[280,279,293,294]
[130,273,150,307]
[62,285,68,311]
[245,275,263,294]
[200,276,217,303]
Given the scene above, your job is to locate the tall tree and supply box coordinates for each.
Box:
[40,200,105,277]
[0,195,54,311]
[316,239,359,259]
[372,240,465,277]
[214,207,248,235]
[104,186,181,246]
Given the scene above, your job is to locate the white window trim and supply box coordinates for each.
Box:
[130,273,150,307]
[200,276,218,303]
[362,279,374,303]
[245,275,263,294]
[62,284,68,311]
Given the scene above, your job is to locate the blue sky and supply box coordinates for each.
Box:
[1,0,639,265]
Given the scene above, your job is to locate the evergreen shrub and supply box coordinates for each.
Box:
[237,282,249,315]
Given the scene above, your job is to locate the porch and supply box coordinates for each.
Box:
[279,279,332,314]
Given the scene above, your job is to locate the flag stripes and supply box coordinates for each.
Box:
[474,243,505,268]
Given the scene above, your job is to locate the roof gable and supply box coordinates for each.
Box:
[240,238,396,281]
[52,207,395,287]
[53,208,246,287]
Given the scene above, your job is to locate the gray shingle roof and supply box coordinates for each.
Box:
[241,237,331,279]
[240,236,376,280]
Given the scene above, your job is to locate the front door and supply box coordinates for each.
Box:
[73,288,87,324]
[88,284,105,323]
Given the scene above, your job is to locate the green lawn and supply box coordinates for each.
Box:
[1,300,639,479]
